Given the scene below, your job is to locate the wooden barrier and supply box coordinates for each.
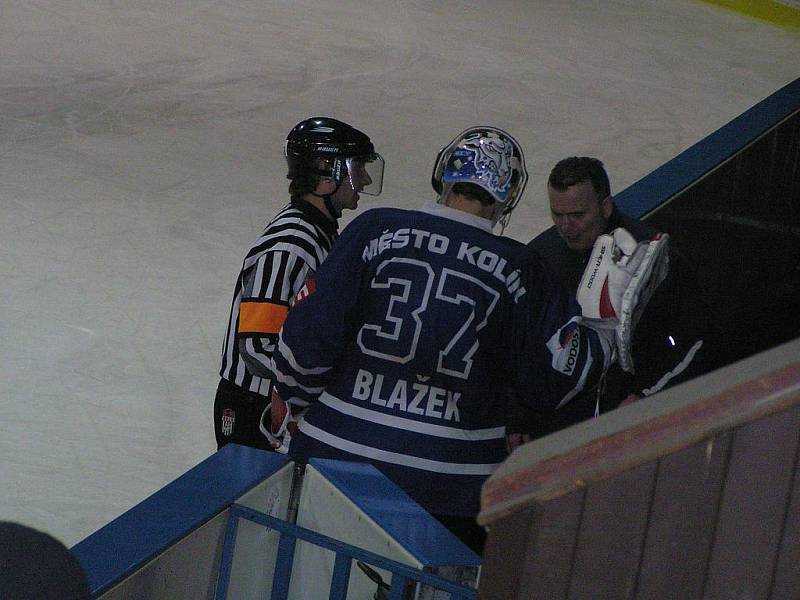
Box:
[477,337,800,599]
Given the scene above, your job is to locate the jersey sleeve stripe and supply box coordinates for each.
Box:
[273,370,327,395]
[248,236,327,270]
[298,422,501,475]
[238,301,289,334]
[276,336,332,377]
[264,252,289,299]
[318,391,505,440]
[251,254,267,296]
[240,338,275,378]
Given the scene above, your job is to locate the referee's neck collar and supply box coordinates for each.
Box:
[293,198,339,233]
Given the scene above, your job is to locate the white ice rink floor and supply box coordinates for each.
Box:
[1,0,799,548]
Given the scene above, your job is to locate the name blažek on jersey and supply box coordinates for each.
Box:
[361,228,526,302]
[353,369,461,422]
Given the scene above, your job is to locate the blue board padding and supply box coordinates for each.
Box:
[309,458,481,567]
[71,444,288,596]
[616,77,800,219]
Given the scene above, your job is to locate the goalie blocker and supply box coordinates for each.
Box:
[577,227,670,373]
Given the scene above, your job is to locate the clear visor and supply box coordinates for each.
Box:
[344,154,384,196]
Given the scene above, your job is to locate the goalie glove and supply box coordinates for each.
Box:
[259,388,304,454]
[577,227,670,373]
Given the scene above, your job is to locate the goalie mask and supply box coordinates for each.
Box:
[431,126,528,230]
[285,116,384,197]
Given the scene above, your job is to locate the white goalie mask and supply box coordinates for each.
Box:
[431,126,528,230]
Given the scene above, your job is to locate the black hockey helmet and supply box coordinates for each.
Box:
[284,116,384,196]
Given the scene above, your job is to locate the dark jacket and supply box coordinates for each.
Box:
[512,207,717,438]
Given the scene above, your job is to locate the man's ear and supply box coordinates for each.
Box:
[601,195,614,220]
[315,177,336,195]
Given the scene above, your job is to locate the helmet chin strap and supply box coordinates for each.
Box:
[310,158,350,220]
[310,182,343,220]
[324,194,341,219]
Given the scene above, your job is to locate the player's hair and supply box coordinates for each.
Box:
[451,182,496,207]
[288,157,329,203]
[548,157,611,201]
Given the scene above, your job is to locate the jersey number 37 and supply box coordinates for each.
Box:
[357,258,500,380]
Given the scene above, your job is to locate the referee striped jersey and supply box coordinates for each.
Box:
[219,201,338,396]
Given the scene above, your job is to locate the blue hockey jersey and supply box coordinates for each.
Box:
[271,205,611,517]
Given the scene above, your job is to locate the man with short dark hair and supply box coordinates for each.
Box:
[508,156,715,448]
[214,117,384,451]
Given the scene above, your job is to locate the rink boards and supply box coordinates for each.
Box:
[71,447,479,599]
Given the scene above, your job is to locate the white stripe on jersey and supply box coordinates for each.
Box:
[277,335,332,377]
[252,255,268,297]
[243,338,274,374]
[243,238,324,274]
[318,391,505,440]
[298,422,501,475]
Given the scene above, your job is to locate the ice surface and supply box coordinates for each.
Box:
[1,0,798,547]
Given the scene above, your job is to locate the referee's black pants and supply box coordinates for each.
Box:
[213,378,275,452]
